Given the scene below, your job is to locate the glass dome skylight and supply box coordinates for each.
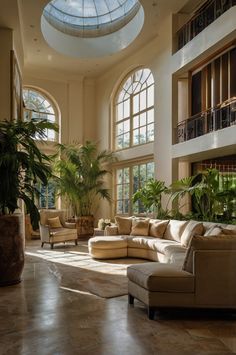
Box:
[43,0,141,38]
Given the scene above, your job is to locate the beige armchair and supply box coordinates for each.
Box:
[39,209,78,249]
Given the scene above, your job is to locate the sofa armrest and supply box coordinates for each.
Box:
[64,221,76,229]
[39,223,50,242]
[104,225,118,236]
[194,250,236,306]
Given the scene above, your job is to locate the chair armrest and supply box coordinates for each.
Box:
[64,222,76,229]
[104,225,118,236]
[194,250,236,306]
[39,223,50,242]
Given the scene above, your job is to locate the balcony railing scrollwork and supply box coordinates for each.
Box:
[177,98,236,143]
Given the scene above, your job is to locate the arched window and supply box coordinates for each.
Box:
[114,68,154,150]
[23,87,58,141]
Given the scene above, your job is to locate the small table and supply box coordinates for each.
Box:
[94,228,105,236]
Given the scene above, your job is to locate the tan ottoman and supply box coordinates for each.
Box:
[88,236,128,259]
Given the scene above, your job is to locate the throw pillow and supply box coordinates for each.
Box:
[149,220,169,238]
[130,218,150,236]
[180,221,204,247]
[47,216,62,229]
[164,220,189,242]
[219,227,236,235]
[115,216,132,235]
[204,225,222,236]
[182,234,236,273]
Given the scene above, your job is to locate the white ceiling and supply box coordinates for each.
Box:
[2,0,191,78]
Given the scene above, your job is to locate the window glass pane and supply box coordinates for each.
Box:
[133,129,139,145]
[133,115,139,129]
[117,169,123,184]
[124,199,129,213]
[133,94,139,114]
[116,135,123,149]
[123,133,130,147]
[117,200,123,214]
[140,126,146,143]
[140,112,146,126]
[147,86,154,107]
[147,123,154,142]
[140,90,146,111]
[124,168,130,183]
[147,162,155,178]
[117,185,123,199]
[147,108,154,123]
[123,119,130,133]
[117,122,124,135]
[123,98,130,118]
[117,102,123,121]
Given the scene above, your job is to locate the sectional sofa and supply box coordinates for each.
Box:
[88,216,236,319]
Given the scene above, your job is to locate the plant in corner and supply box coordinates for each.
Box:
[0,118,58,286]
[54,141,115,238]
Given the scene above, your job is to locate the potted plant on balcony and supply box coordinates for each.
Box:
[0,118,58,286]
[54,141,115,238]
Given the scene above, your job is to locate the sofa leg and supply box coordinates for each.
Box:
[128,293,134,305]
[51,243,54,250]
[148,307,155,320]
[41,242,44,248]
[75,239,78,246]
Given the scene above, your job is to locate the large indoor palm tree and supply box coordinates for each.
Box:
[54,141,115,237]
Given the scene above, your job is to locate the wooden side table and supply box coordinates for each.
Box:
[94,228,105,236]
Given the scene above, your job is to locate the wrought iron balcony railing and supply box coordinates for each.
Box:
[177,0,236,51]
[177,98,236,143]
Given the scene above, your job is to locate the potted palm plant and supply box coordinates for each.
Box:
[54,141,115,238]
[0,118,58,286]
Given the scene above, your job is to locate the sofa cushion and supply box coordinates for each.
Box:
[183,235,236,273]
[130,218,150,236]
[50,227,77,236]
[127,262,194,292]
[164,220,189,242]
[47,216,62,229]
[115,216,132,235]
[88,236,127,249]
[149,219,169,238]
[180,221,204,247]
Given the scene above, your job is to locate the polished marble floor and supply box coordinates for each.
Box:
[1,241,236,355]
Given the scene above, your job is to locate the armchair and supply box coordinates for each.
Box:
[39,209,78,249]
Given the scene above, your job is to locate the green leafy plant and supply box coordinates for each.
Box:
[132,179,168,218]
[0,119,58,229]
[54,141,116,217]
[169,168,236,222]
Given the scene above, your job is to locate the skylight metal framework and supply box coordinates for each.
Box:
[43,0,141,38]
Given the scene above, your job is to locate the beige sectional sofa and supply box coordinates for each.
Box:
[88,217,236,319]
[89,217,235,264]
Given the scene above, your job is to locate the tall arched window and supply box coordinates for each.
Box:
[23,87,58,142]
[114,68,154,150]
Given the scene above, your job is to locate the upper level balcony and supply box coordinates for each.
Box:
[177,0,236,51]
[176,98,236,144]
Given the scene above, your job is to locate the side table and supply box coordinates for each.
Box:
[94,228,105,236]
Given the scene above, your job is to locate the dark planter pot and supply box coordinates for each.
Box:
[76,215,94,240]
[0,214,25,286]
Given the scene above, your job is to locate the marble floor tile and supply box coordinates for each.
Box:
[0,240,236,355]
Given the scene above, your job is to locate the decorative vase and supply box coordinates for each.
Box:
[0,214,25,286]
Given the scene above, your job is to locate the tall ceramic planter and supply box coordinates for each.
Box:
[76,215,94,239]
[0,214,25,286]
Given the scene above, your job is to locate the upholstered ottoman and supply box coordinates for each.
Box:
[127,262,194,319]
[88,236,128,259]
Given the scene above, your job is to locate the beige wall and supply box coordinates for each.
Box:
[0,28,13,121]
